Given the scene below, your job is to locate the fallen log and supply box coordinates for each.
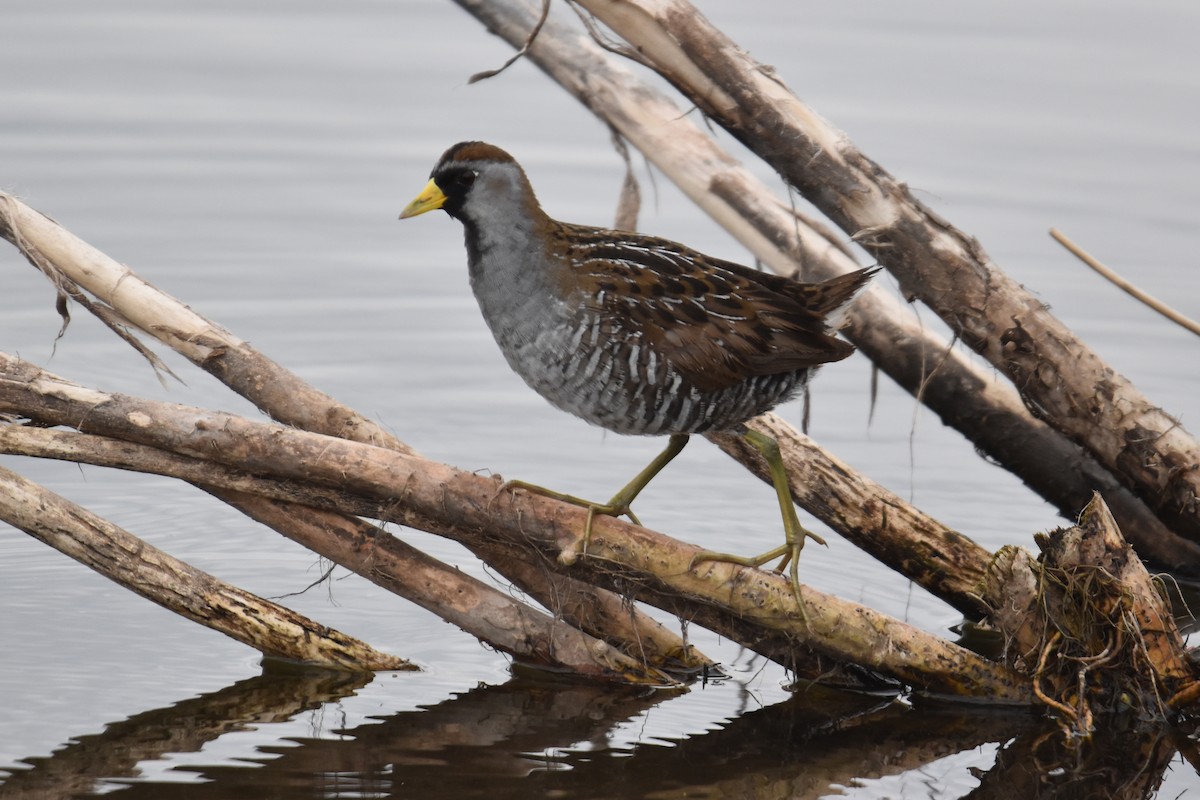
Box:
[2,217,1195,709]
[0,191,1005,674]
[567,0,1200,545]
[0,464,411,672]
[0,354,1030,701]
[449,0,1197,574]
[0,409,678,685]
[0,2,1194,715]
[211,488,681,684]
[710,415,991,615]
[0,191,709,678]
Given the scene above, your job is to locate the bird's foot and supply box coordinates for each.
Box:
[711,426,826,623]
[689,525,824,620]
[502,479,639,565]
[689,544,791,572]
[502,435,686,565]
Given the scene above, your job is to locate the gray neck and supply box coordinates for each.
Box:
[461,206,539,286]
[458,204,569,352]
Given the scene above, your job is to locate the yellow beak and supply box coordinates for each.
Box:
[399,178,448,219]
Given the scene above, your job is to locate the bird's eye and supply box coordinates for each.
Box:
[458,170,478,189]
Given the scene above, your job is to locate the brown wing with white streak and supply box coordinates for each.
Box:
[557,223,871,393]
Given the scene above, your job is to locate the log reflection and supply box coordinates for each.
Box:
[7,671,1187,799]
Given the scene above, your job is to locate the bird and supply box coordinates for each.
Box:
[399,141,873,601]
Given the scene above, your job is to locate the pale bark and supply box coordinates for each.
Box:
[0,195,406,451]
[1,0,1194,708]
[0,464,410,672]
[0,420,873,688]
[213,489,681,683]
[0,190,706,677]
[449,0,1197,574]
[0,421,677,684]
[565,0,1200,543]
[0,355,1030,701]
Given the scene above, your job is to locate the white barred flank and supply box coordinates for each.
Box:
[507,314,810,435]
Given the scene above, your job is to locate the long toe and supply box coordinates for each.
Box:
[690,544,792,571]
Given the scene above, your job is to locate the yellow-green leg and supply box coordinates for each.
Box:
[505,433,690,564]
[690,428,824,604]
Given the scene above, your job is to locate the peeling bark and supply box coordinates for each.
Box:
[0,464,411,672]
[977,494,1196,732]
[0,421,677,684]
[0,190,707,680]
[710,415,991,616]
[567,0,1200,543]
[450,0,1197,575]
[0,357,1030,701]
[0,1,1196,713]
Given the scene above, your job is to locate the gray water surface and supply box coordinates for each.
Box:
[1,1,1197,797]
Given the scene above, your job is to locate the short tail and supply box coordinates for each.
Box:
[796,267,878,328]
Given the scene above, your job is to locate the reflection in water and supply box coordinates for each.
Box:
[2,1,1200,796]
[0,665,371,799]
[967,720,1176,800]
[2,665,1192,799]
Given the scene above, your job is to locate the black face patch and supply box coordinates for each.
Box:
[433,165,478,218]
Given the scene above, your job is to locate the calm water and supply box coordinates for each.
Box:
[1,1,1198,797]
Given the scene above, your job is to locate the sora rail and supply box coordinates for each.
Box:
[400,141,873,598]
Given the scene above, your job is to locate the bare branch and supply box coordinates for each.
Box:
[1051,227,1200,338]
[0,189,703,677]
[467,0,551,83]
[567,0,1200,543]
[449,0,1197,573]
[0,463,411,671]
[0,356,1031,701]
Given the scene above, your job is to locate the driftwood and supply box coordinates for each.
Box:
[710,416,991,615]
[0,192,1032,696]
[0,352,1028,700]
[0,192,704,682]
[978,494,1193,733]
[0,0,1196,741]
[0,420,678,684]
[446,0,1200,722]
[563,0,1200,544]
[0,463,409,672]
[451,0,1198,574]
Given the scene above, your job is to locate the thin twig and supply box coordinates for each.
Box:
[1050,228,1200,338]
[566,1,655,69]
[608,127,641,231]
[467,0,551,83]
